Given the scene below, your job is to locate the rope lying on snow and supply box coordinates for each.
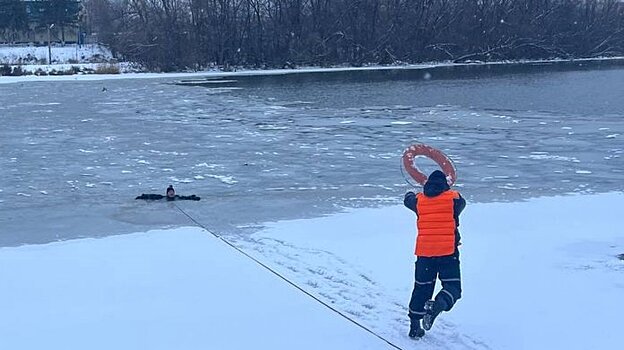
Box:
[173,203,405,350]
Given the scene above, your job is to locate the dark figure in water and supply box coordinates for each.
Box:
[136,185,200,201]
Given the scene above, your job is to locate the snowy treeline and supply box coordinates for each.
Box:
[84,0,624,71]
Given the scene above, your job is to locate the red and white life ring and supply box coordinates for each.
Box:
[402,144,457,186]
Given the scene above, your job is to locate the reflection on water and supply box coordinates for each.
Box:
[1,61,623,245]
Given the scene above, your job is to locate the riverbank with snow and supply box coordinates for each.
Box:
[1,47,623,84]
[0,44,113,65]
[0,44,141,76]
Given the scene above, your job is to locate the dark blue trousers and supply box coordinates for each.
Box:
[408,250,462,321]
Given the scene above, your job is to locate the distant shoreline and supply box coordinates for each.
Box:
[2,56,624,85]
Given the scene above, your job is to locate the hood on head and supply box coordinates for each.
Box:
[423,170,450,197]
[166,185,175,195]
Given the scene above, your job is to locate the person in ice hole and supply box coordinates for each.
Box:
[136,185,200,201]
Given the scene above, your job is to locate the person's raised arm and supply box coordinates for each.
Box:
[404,191,418,215]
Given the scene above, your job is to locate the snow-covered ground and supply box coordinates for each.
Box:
[0,44,113,64]
[0,44,127,75]
[1,192,622,349]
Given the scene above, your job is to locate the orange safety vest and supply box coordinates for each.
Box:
[414,190,460,257]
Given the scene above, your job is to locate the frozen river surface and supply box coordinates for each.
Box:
[1,62,623,246]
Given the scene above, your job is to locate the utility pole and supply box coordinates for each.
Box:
[48,24,55,65]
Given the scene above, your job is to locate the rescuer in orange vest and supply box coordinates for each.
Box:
[404,170,466,338]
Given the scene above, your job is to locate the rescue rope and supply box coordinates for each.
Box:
[173,203,405,350]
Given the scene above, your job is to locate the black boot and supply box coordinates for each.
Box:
[422,300,444,331]
[408,319,425,338]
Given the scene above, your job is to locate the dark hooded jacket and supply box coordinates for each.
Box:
[404,170,466,246]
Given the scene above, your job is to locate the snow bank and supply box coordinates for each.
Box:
[1,193,622,349]
[0,227,392,350]
[0,44,113,65]
[244,192,624,349]
[0,44,125,76]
